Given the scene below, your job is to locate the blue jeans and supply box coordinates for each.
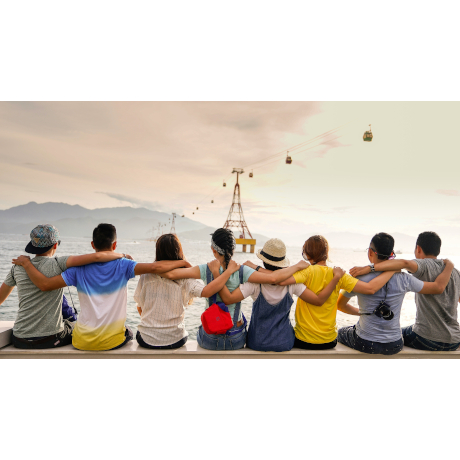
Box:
[196,325,247,350]
[109,326,133,350]
[338,325,404,355]
[402,325,460,351]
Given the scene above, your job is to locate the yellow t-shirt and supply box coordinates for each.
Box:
[293,265,358,344]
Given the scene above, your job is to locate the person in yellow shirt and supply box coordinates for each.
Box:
[279,235,397,349]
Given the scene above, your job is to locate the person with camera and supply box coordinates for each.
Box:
[349,231,460,351]
[337,233,454,355]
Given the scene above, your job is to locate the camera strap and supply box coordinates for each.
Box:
[359,282,389,316]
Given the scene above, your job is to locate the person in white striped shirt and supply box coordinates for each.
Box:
[134,233,240,349]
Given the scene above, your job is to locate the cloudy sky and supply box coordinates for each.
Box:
[1,101,459,247]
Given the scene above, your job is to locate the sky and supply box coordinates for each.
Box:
[1,101,460,248]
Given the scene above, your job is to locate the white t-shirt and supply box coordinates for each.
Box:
[240,282,306,305]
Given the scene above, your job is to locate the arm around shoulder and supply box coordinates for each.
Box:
[12,257,67,291]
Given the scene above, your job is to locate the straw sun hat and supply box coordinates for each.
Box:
[256,238,290,268]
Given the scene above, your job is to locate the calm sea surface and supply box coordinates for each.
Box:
[1,233,458,339]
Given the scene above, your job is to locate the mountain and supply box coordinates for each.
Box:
[0,201,271,243]
[0,201,206,239]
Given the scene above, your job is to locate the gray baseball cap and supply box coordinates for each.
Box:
[25,224,61,255]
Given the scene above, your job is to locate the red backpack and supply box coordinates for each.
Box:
[201,301,234,335]
[201,265,244,335]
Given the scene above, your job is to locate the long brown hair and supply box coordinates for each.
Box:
[156,233,185,261]
[303,235,329,265]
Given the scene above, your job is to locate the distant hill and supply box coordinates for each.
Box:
[0,201,206,239]
[0,201,271,244]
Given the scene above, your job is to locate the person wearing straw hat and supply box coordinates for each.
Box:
[213,238,346,352]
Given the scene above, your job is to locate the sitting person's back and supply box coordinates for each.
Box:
[410,257,460,344]
[7,255,70,342]
[244,283,303,352]
[342,271,423,343]
[62,257,136,350]
[135,273,203,349]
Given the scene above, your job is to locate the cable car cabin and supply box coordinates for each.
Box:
[196,207,199,210]
[363,131,373,142]
[249,171,253,178]
[211,200,214,203]
[223,181,226,187]
[286,155,292,164]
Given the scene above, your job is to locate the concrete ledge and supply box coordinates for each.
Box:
[2,322,459,359]
[0,321,14,349]
[1,338,460,359]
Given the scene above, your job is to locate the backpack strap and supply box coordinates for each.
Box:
[232,266,245,325]
[206,265,217,306]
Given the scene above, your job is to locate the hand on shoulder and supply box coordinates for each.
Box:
[295,260,310,271]
[12,255,31,266]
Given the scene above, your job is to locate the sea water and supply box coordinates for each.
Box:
[1,233,458,340]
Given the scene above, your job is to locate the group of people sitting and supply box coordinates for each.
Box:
[0,222,459,355]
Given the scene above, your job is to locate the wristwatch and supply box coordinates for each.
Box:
[369,263,375,272]
[255,266,260,271]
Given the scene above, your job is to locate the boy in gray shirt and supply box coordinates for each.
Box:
[350,231,460,351]
[0,224,125,349]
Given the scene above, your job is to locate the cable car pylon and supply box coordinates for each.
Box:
[223,168,255,253]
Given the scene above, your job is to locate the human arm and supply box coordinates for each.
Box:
[0,283,14,305]
[352,271,397,295]
[337,293,360,316]
[247,260,310,285]
[66,251,126,268]
[12,256,67,291]
[350,259,418,277]
[159,265,201,280]
[418,259,454,294]
[134,260,192,276]
[298,267,345,306]
[204,260,241,300]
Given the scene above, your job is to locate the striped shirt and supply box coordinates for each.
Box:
[134,274,204,346]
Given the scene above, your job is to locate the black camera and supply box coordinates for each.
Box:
[373,301,394,321]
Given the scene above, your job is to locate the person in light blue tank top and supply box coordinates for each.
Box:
[160,229,311,350]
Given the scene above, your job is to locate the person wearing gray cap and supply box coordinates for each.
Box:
[0,224,126,349]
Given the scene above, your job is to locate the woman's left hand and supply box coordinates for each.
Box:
[208,259,221,277]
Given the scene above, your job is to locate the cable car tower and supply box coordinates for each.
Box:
[223,168,256,253]
[170,213,177,234]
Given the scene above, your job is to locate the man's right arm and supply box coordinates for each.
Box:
[12,257,67,291]
[350,259,418,277]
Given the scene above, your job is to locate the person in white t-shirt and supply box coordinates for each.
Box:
[213,238,345,352]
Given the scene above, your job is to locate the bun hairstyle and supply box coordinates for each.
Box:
[303,235,329,265]
[156,233,185,261]
[211,228,236,269]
